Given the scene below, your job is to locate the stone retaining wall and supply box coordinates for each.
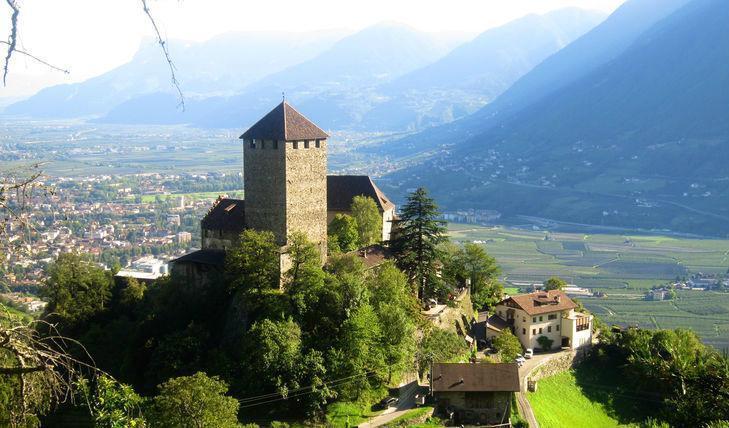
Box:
[528,347,591,383]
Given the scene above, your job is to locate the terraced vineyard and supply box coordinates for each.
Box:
[448,224,729,350]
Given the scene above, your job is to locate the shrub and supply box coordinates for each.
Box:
[537,335,554,351]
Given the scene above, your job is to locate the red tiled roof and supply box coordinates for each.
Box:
[502,290,577,316]
[239,101,328,141]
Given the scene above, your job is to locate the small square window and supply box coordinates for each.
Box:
[315,139,321,148]
[293,141,298,149]
[304,140,310,149]
[539,316,543,322]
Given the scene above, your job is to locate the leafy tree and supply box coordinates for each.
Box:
[328,214,359,252]
[118,277,146,307]
[543,276,567,291]
[350,196,381,247]
[442,243,502,310]
[242,319,303,398]
[536,335,554,351]
[376,302,415,382]
[149,372,239,428]
[417,328,467,376]
[493,330,523,363]
[226,229,279,294]
[367,261,417,315]
[336,303,386,399]
[42,253,113,324]
[390,188,447,299]
[286,232,324,292]
[80,375,146,428]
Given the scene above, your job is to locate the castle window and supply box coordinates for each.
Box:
[548,314,557,320]
[250,140,256,149]
[539,316,543,322]
[556,325,560,331]
[522,328,526,335]
[304,140,310,149]
[293,141,299,149]
[315,139,321,148]
[260,140,266,149]
[548,326,552,333]
[532,317,536,323]
[539,327,543,334]
[532,329,536,335]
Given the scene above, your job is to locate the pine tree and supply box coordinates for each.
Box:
[390,187,447,300]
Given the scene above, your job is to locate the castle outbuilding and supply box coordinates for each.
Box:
[172,101,395,284]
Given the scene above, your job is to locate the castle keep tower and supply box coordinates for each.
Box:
[240,101,329,259]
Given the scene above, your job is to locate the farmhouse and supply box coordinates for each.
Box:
[486,290,593,350]
[171,101,395,283]
[430,362,520,426]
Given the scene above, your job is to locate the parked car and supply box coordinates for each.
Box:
[377,397,399,409]
[515,355,526,367]
[524,348,534,359]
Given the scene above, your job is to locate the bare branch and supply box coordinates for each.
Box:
[3,0,19,86]
[140,0,185,111]
[0,40,70,75]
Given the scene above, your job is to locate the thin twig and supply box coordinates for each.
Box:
[140,0,185,111]
[2,0,19,86]
[0,40,69,75]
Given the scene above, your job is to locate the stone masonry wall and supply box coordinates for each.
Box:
[284,139,328,260]
[527,347,591,384]
[243,139,287,245]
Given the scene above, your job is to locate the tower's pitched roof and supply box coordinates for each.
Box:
[239,101,329,141]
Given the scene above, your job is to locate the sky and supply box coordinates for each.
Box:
[0,0,625,98]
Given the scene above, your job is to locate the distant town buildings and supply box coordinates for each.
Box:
[116,256,169,283]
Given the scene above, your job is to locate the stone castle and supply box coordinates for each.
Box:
[173,101,395,283]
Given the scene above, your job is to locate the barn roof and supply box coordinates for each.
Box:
[239,101,328,141]
[431,363,520,393]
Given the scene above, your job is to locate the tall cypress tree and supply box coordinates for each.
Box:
[390,187,447,300]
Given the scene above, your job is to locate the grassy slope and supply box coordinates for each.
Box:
[529,371,629,428]
[528,361,658,428]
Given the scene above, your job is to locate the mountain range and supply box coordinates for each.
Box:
[383,0,729,236]
[2,10,604,132]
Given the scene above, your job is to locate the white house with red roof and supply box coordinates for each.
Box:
[486,290,592,350]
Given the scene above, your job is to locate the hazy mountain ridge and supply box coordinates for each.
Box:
[372,0,692,158]
[5,10,604,133]
[385,0,729,236]
[3,31,345,118]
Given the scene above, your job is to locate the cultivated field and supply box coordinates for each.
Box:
[448,224,729,350]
